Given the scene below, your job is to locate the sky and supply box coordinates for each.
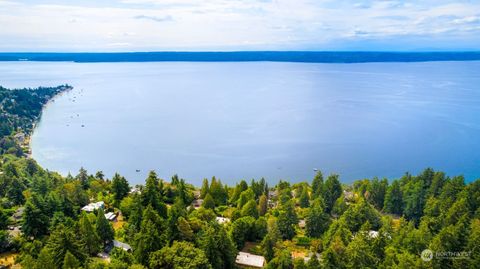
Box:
[0,0,479,52]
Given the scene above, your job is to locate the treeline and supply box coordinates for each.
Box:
[0,84,71,155]
[1,154,479,268]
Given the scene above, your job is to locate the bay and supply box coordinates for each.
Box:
[1,61,479,185]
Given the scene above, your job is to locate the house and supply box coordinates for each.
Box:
[216,217,230,224]
[13,133,25,143]
[13,207,24,220]
[81,201,105,212]
[368,230,379,238]
[113,240,132,252]
[235,252,265,268]
[343,190,355,201]
[268,190,278,199]
[298,219,306,229]
[192,199,204,209]
[193,190,201,199]
[129,187,141,194]
[105,212,117,221]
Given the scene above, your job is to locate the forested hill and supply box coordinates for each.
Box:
[1,51,480,63]
[0,85,71,155]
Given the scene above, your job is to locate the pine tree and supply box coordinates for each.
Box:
[241,200,259,218]
[277,200,298,240]
[258,194,268,216]
[383,179,403,214]
[311,171,324,199]
[299,187,310,208]
[200,178,210,198]
[306,199,330,238]
[203,193,215,210]
[79,212,100,255]
[324,174,342,213]
[47,224,86,268]
[96,208,114,246]
[76,167,89,190]
[62,251,80,269]
[112,173,130,203]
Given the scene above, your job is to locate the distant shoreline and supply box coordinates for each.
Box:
[1,51,480,63]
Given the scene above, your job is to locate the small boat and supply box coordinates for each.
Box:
[81,125,85,127]
[136,169,141,172]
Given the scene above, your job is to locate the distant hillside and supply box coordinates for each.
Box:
[1,51,480,63]
[0,85,71,155]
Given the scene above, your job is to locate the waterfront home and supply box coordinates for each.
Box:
[105,212,117,221]
[81,201,105,212]
[235,252,265,268]
[113,240,132,252]
[192,199,204,209]
[216,217,230,224]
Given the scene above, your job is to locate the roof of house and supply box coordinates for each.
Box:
[113,240,132,251]
[216,217,230,224]
[235,252,265,268]
[368,230,379,238]
[81,201,105,212]
[105,212,117,221]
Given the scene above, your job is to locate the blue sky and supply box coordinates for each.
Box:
[0,0,479,51]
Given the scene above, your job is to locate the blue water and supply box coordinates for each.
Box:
[0,61,479,185]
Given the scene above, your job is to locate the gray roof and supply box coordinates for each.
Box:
[113,240,132,251]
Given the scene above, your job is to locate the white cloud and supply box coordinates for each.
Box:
[0,0,479,51]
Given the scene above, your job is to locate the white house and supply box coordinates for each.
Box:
[216,217,230,224]
[235,252,265,268]
[81,201,105,212]
[113,240,132,252]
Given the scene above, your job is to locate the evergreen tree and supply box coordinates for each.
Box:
[203,193,216,210]
[324,174,342,214]
[366,178,388,210]
[306,199,330,238]
[35,248,56,269]
[199,225,236,269]
[299,187,310,208]
[134,205,168,265]
[47,224,87,268]
[96,208,114,246]
[177,217,194,241]
[141,171,167,218]
[7,178,25,205]
[262,233,276,262]
[112,173,130,203]
[79,212,100,255]
[22,194,49,238]
[77,167,89,190]
[241,199,259,218]
[62,251,80,269]
[200,178,210,198]
[383,179,403,214]
[311,171,324,199]
[210,177,228,205]
[277,200,298,240]
[258,194,268,216]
